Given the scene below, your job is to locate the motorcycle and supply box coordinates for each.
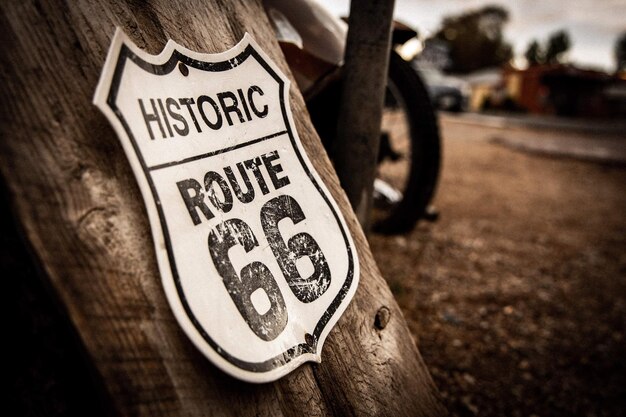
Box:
[263,0,441,234]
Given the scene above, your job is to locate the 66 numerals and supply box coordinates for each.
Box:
[208,195,331,341]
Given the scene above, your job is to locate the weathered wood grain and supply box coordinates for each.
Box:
[0,1,445,415]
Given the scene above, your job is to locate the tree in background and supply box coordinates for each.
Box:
[524,40,542,66]
[432,5,513,73]
[544,30,571,64]
[523,30,572,67]
[615,32,626,72]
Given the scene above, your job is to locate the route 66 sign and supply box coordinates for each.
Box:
[93,29,359,383]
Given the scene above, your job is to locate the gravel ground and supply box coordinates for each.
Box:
[370,117,626,416]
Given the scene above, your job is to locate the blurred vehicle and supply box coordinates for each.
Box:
[264,0,441,233]
[413,63,470,112]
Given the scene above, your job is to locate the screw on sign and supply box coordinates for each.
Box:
[93,29,359,383]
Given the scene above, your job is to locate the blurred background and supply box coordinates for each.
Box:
[323,0,626,117]
[322,1,626,416]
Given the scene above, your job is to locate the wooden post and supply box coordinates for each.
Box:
[0,1,445,416]
[334,0,395,230]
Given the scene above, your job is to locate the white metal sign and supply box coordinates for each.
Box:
[93,29,359,383]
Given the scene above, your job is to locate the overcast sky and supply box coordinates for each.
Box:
[319,0,626,71]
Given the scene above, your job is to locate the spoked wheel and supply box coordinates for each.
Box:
[371,52,441,234]
[372,90,412,213]
[305,51,441,235]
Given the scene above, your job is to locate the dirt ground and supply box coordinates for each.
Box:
[369,117,626,416]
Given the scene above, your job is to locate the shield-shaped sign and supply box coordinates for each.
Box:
[93,29,359,383]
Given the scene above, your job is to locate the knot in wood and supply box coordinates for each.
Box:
[374,306,391,330]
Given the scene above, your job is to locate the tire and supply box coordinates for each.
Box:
[372,52,441,234]
[305,51,441,235]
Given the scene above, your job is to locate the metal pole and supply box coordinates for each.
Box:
[333,0,396,232]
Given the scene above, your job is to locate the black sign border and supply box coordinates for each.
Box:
[105,40,356,373]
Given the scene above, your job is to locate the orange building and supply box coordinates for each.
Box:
[504,65,625,118]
